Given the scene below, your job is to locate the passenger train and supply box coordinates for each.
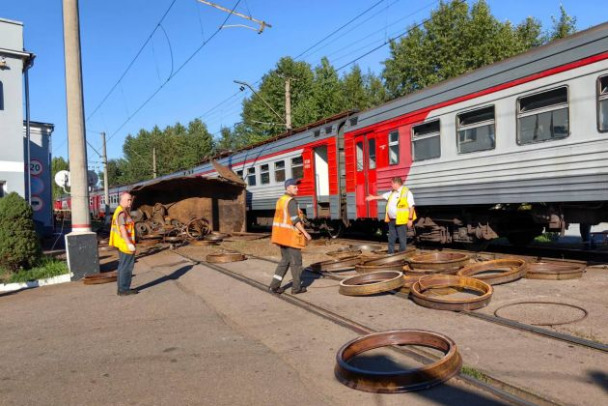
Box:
[57,22,608,245]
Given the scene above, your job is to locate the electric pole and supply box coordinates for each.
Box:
[152,147,157,178]
[63,0,89,233]
[62,0,99,279]
[101,132,109,220]
[285,78,292,131]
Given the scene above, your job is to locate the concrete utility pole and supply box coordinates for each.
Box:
[101,132,109,220]
[285,78,292,131]
[152,147,157,178]
[62,0,99,279]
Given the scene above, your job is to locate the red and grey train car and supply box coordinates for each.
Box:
[64,22,608,244]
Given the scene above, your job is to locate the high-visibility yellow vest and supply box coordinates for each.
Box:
[271,194,306,249]
[384,186,417,225]
[109,205,135,254]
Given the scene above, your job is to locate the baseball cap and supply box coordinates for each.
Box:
[284,178,301,188]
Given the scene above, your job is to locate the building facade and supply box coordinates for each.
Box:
[1,18,54,235]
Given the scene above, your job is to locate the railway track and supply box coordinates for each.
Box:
[170,248,577,406]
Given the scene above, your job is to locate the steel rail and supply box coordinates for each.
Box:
[171,249,558,406]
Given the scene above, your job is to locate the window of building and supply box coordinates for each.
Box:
[388,130,399,165]
[260,164,270,184]
[0,81,3,110]
[598,76,608,132]
[412,120,441,161]
[291,156,304,179]
[274,161,285,183]
[368,138,376,169]
[356,142,364,171]
[457,106,496,153]
[518,87,569,144]
[247,167,256,186]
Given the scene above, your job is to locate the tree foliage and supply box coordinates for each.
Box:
[0,192,41,271]
[549,5,577,41]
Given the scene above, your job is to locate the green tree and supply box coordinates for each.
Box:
[382,0,545,98]
[549,5,576,40]
[0,192,41,271]
[51,156,69,201]
[312,57,345,117]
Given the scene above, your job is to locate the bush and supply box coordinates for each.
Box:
[5,256,68,283]
[0,192,42,271]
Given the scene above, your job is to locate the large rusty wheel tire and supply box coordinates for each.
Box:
[135,221,150,237]
[335,329,462,393]
[410,275,493,311]
[339,271,405,296]
[185,218,210,240]
[457,259,527,285]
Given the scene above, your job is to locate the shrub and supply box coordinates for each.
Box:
[0,192,42,271]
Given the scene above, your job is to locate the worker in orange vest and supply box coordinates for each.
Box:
[366,176,416,253]
[109,192,138,296]
[269,178,312,294]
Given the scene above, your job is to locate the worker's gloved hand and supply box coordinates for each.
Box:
[127,243,136,252]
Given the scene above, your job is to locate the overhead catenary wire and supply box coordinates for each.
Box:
[105,0,244,145]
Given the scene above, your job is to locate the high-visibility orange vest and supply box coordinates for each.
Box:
[109,205,135,254]
[271,194,306,249]
[384,186,417,225]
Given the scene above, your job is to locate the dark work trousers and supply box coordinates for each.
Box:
[270,246,303,291]
[388,219,407,254]
[117,251,135,292]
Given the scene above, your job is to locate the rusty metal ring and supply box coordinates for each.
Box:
[326,249,362,259]
[164,236,184,243]
[355,261,408,274]
[399,274,423,294]
[83,272,117,285]
[493,301,589,326]
[311,256,362,273]
[408,252,470,273]
[525,262,585,280]
[334,329,462,393]
[457,259,527,285]
[203,232,226,242]
[410,275,493,311]
[189,239,220,247]
[363,251,414,266]
[339,271,404,296]
[206,252,247,263]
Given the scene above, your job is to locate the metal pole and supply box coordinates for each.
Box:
[152,147,157,178]
[24,63,32,203]
[101,132,109,218]
[196,0,272,33]
[285,78,292,131]
[62,0,90,233]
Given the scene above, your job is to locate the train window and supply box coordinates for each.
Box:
[247,167,256,186]
[291,156,304,179]
[236,169,243,179]
[457,106,495,154]
[325,126,333,134]
[274,161,286,182]
[368,138,376,169]
[517,87,569,144]
[0,181,5,197]
[260,164,270,185]
[598,76,608,132]
[412,120,441,161]
[0,81,3,110]
[356,142,364,171]
[388,130,399,165]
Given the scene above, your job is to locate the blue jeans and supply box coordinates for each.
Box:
[388,219,407,254]
[117,251,135,292]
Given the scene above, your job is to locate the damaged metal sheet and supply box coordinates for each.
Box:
[130,161,246,234]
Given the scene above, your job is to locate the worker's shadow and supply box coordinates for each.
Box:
[136,265,193,291]
[589,370,608,394]
[281,266,323,290]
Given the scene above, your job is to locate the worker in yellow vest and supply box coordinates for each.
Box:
[109,192,138,296]
[366,176,416,254]
[269,178,312,294]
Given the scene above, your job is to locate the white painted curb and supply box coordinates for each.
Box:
[0,273,73,293]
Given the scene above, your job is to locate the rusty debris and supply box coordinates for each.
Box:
[334,329,462,393]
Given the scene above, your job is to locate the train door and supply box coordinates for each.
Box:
[354,133,378,219]
[313,145,330,218]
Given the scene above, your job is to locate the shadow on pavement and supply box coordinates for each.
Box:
[589,370,608,394]
[136,265,193,291]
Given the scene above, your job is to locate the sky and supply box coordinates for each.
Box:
[1,0,606,173]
